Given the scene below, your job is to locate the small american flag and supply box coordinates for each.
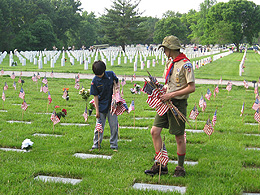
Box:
[18,77,22,83]
[121,77,126,86]
[42,76,48,84]
[1,68,4,74]
[4,82,8,90]
[212,109,217,126]
[189,105,199,120]
[83,107,88,122]
[62,89,68,99]
[95,118,103,133]
[21,100,28,111]
[13,81,16,90]
[203,118,214,136]
[219,76,222,85]
[50,110,60,125]
[74,82,80,90]
[20,71,22,76]
[75,75,79,83]
[240,102,245,117]
[255,84,258,94]
[205,88,212,100]
[252,98,259,111]
[32,74,37,82]
[226,82,232,92]
[155,149,169,166]
[133,73,136,79]
[50,70,54,78]
[254,108,260,123]
[128,100,135,113]
[199,95,204,108]
[2,90,5,101]
[214,85,219,94]
[48,91,52,104]
[89,99,95,108]
[37,72,41,79]
[40,84,43,92]
[11,72,15,79]
[202,99,207,112]
[19,87,25,99]
[243,79,248,89]
[43,84,48,93]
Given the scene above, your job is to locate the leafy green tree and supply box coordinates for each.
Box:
[67,11,99,48]
[153,13,188,44]
[205,0,260,51]
[139,16,159,44]
[100,0,147,52]
[189,0,216,44]
[181,9,197,43]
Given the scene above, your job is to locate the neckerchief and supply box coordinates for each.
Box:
[165,53,190,84]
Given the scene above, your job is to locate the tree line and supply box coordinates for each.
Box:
[0,0,259,52]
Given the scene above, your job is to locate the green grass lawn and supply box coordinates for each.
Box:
[0,50,260,194]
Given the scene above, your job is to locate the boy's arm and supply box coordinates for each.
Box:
[94,95,100,118]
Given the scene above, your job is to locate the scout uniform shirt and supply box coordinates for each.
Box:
[163,58,195,100]
[90,71,118,113]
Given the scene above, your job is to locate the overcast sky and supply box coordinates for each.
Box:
[80,0,260,18]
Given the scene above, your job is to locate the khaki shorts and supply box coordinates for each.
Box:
[153,99,187,135]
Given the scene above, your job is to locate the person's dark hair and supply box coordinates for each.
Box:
[92,60,106,75]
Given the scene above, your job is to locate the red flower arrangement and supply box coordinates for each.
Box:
[54,105,67,119]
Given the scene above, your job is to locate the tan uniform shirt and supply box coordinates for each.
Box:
[163,59,195,99]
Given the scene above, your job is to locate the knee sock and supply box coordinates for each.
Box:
[177,152,186,167]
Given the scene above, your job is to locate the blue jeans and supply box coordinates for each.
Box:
[92,111,118,149]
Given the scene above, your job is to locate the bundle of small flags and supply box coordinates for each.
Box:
[110,92,128,116]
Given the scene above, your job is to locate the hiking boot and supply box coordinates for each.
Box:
[144,162,168,176]
[173,166,186,177]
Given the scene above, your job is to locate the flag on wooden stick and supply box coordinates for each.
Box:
[11,72,15,79]
[43,84,48,93]
[83,106,88,122]
[128,100,135,113]
[254,108,260,123]
[212,109,217,126]
[203,117,214,136]
[240,102,245,117]
[50,110,60,125]
[95,118,103,133]
[1,68,4,74]
[2,89,5,101]
[205,88,212,100]
[252,98,259,111]
[21,100,28,111]
[42,76,48,84]
[48,91,52,104]
[4,82,8,90]
[189,105,199,120]
[243,79,248,89]
[19,87,25,99]
[155,144,169,166]
[226,81,232,92]
[13,81,16,90]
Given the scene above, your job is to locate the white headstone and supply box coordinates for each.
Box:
[50,59,54,68]
[61,58,65,67]
[153,59,156,67]
[134,61,137,71]
[84,61,88,70]
[118,57,121,65]
[147,60,150,68]
[44,57,47,64]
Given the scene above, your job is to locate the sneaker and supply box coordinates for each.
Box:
[173,166,186,177]
[144,162,168,176]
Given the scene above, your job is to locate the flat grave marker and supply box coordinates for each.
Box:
[245,148,260,151]
[168,160,198,166]
[186,129,204,133]
[0,110,7,112]
[60,123,89,127]
[245,123,258,126]
[73,153,112,160]
[33,133,63,137]
[133,183,186,194]
[7,120,32,124]
[34,175,82,185]
[0,148,28,152]
[120,126,148,130]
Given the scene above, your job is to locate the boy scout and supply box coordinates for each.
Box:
[145,35,195,177]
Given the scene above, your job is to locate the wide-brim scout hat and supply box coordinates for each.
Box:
[158,35,183,50]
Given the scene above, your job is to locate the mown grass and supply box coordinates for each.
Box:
[0,51,260,194]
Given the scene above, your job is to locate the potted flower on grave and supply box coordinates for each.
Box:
[55,105,67,119]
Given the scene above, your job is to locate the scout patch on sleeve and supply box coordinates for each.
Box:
[184,63,192,72]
